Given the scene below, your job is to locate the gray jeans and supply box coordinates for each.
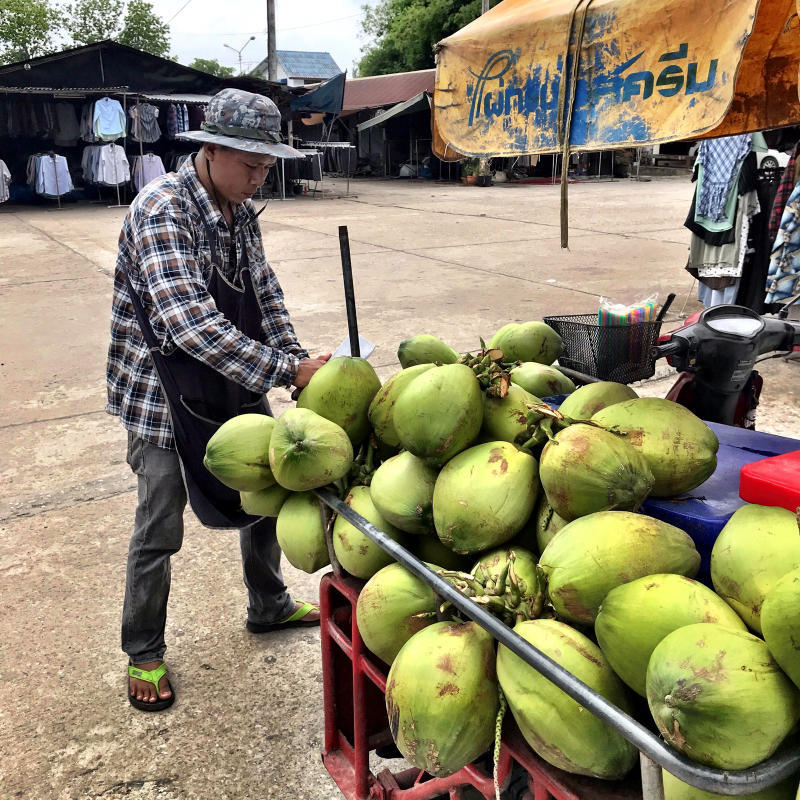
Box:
[122,431,293,664]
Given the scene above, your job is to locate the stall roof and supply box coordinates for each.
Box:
[357,92,431,132]
[0,40,284,100]
[138,92,214,104]
[343,69,435,112]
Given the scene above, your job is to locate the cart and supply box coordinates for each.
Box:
[314,229,800,799]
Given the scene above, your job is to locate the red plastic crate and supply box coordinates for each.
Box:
[319,570,643,800]
[739,450,800,512]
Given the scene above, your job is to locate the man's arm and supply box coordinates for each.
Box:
[132,199,300,391]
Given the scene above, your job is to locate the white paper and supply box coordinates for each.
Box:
[332,335,376,359]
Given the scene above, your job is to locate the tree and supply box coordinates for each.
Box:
[357,0,497,76]
[63,0,123,46]
[188,57,234,78]
[118,0,170,56]
[0,0,59,63]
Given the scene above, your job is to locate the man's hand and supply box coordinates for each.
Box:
[291,353,332,399]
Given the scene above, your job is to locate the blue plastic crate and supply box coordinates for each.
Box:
[644,424,799,585]
[542,397,800,585]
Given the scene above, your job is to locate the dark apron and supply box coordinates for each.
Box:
[124,187,270,529]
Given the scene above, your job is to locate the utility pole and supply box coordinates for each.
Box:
[481,0,490,12]
[266,0,277,81]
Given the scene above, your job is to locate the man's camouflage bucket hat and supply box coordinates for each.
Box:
[179,88,304,158]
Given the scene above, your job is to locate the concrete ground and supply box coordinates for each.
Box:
[1,175,798,800]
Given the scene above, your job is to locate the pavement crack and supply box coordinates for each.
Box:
[0,409,107,430]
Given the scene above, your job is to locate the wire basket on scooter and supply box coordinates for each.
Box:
[543,314,664,383]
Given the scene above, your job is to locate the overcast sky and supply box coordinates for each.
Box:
[149,0,378,76]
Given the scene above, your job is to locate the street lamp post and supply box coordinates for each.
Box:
[224,35,256,75]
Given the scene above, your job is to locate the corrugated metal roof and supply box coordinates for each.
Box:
[343,69,435,112]
[276,50,341,79]
[0,85,129,95]
[357,92,431,131]
[139,92,213,104]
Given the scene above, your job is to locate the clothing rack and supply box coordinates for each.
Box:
[299,141,356,195]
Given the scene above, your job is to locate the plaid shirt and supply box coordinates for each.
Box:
[106,157,308,449]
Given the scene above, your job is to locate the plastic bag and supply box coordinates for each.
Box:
[598,293,659,325]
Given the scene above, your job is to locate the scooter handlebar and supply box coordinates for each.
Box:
[651,339,685,359]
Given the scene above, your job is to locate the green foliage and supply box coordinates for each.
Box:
[188,57,235,78]
[0,0,59,62]
[357,0,498,77]
[118,0,170,56]
[63,0,124,45]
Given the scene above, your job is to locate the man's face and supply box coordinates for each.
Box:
[206,145,277,204]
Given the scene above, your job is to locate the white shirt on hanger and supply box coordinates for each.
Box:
[98,144,131,185]
[93,97,126,142]
[32,154,74,197]
[132,153,166,190]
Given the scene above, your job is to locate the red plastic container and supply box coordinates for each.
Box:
[739,450,800,512]
[319,570,643,800]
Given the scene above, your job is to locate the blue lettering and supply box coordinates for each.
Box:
[622,71,654,101]
[686,60,718,94]
[656,65,684,97]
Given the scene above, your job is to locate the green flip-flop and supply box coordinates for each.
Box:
[246,600,320,633]
[128,662,175,712]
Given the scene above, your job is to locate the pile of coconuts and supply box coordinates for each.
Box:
[203,322,800,797]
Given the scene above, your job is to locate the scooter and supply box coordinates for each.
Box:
[556,297,800,429]
[653,299,800,429]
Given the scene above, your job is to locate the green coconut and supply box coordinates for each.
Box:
[368,364,436,449]
[386,621,499,777]
[762,567,800,690]
[539,511,700,625]
[409,534,474,572]
[203,413,276,491]
[592,398,719,497]
[397,334,459,368]
[332,486,406,580]
[489,321,562,365]
[646,623,800,770]
[433,441,539,554]
[510,362,575,398]
[595,573,747,696]
[393,363,484,466]
[356,562,439,665]
[557,381,638,420]
[539,423,654,521]
[268,408,353,491]
[296,356,381,446]
[369,451,437,535]
[481,383,541,445]
[532,493,569,553]
[275,491,330,574]
[662,769,798,800]
[497,619,637,779]
[240,483,291,517]
[710,504,800,633]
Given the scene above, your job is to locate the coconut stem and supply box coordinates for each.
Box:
[493,687,507,800]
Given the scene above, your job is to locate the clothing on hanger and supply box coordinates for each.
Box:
[93,97,126,142]
[82,144,131,186]
[0,159,11,203]
[131,153,166,191]
[767,182,800,303]
[26,153,74,198]
[129,103,161,143]
[166,104,179,139]
[694,135,752,223]
[768,141,800,245]
[54,102,81,146]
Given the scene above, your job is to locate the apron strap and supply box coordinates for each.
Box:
[124,271,162,350]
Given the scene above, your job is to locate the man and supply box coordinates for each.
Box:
[107,88,329,712]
